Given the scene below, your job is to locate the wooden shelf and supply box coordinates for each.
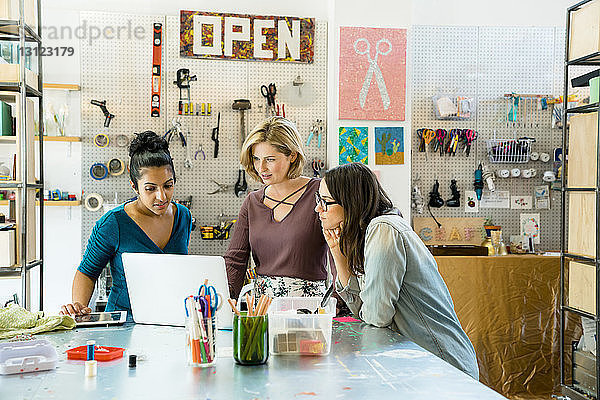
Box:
[43,83,80,91]
[0,136,81,142]
[36,136,81,142]
[0,200,81,206]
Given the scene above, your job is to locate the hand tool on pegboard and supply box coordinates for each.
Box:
[151,22,162,117]
[173,68,196,115]
[163,118,192,168]
[208,180,233,195]
[211,112,220,158]
[90,100,114,128]
[233,99,251,197]
[260,83,276,117]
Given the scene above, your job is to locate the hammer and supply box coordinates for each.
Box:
[233,99,251,197]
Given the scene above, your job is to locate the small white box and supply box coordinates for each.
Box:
[0,229,15,267]
[0,339,58,375]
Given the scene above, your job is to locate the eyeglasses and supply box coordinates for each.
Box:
[315,192,337,212]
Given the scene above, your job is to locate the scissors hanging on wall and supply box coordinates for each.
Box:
[261,83,277,116]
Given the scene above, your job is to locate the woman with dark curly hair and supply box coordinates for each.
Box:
[315,162,478,379]
[61,131,192,318]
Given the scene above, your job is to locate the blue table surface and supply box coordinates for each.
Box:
[1,321,506,400]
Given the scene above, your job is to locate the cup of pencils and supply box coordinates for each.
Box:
[185,296,216,367]
[229,294,271,365]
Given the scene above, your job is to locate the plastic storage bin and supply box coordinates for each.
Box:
[0,340,58,375]
[269,296,336,356]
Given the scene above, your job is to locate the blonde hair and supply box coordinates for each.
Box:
[240,116,306,182]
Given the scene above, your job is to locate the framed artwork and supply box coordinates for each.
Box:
[339,127,368,164]
[375,127,403,165]
[339,27,406,120]
[520,213,541,244]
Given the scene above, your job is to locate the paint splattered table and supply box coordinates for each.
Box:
[1,321,506,399]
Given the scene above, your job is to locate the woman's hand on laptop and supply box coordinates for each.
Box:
[60,301,92,316]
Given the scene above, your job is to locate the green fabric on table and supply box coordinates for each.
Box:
[0,304,75,339]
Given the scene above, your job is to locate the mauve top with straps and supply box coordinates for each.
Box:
[224,178,328,298]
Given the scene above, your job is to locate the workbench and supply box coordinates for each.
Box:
[2,321,506,399]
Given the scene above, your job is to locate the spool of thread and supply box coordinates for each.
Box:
[86,340,95,360]
[85,360,97,377]
[129,354,137,368]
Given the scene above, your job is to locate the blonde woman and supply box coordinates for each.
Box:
[224,116,328,300]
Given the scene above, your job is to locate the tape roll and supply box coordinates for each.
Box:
[84,193,103,212]
[108,158,125,176]
[94,133,109,148]
[115,134,129,147]
[498,169,510,178]
[539,152,550,163]
[90,163,108,180]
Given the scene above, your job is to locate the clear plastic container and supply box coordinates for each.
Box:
[268,297,336,356]
[233,313,268,365]
[185,316,216,367]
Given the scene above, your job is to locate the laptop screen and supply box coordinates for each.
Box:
[122,253,233,329]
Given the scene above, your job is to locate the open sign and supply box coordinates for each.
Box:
[180,11,315,63]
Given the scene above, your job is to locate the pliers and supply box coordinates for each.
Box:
[163,118,187,147]
[306,120,323,147]
[194,145,206,161]
[208,180,233,195]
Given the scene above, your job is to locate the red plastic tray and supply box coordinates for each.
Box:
[66,345,124,361]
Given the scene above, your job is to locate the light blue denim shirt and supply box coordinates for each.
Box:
[336,211,479,379]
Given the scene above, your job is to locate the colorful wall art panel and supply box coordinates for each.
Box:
[339,127,368,165]
[339,26,406,120]
[375,127,404,165]
[180,11,315,62]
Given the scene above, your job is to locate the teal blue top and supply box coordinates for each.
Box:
[78,201,192,317]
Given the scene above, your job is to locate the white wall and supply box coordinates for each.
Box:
[412,0,574,26]
[44,0,330,18]
[33,0,573,313]
[329,0,413,217]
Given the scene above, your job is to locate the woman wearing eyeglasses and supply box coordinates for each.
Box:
[315,162,478,379]
[224,116,329,300]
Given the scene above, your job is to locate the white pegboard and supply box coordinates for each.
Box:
[81,12,328,256]
[411,26,564,251]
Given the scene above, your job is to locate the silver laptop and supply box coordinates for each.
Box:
[122,253,233,329]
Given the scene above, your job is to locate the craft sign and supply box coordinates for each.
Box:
[413,217,485,246]
[180,10,315,63]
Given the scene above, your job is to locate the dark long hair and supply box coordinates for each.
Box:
[324,163,393,275]
[128,131,175,190]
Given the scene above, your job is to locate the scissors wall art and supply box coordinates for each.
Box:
[354,37,392,110]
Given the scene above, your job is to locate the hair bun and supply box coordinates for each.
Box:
[129,131,168,157]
